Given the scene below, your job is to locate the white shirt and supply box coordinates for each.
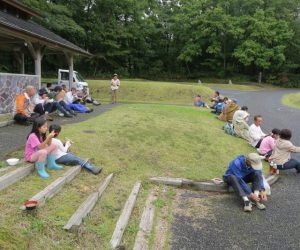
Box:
[248,124,266,147]
[64,91,75,104]
[111,79,120,90]
[51,138,71,159]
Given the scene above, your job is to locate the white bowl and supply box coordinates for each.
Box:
[6,158,20,166]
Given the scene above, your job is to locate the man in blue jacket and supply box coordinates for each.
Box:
[223,153,268,212]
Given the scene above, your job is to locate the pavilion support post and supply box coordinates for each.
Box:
[27,42,46,88]
[13,52,25,74]
[34,47,42,87]
[65,52,74,90]
[21,53,25,74]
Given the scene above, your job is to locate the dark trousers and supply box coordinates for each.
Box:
[14,113,40,125]
[277,159,300,173]
[255,139,263,148]
[56,153,95,171]
[224,172,261,198]
[34,102,71,116]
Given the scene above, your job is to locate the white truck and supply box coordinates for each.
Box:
[56,69,89,94]
[50,69,100,105]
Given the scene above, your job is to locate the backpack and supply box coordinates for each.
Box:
[224,122,236,136]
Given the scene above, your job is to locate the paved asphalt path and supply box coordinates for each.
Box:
[171,88,300,250]
[0,103,118,159]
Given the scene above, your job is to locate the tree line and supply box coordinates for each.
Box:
[8,1,300,85]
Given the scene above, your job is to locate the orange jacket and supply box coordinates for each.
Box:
[15,94,31,116]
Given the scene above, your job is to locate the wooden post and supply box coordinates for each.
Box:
[63,173,114,231]
[21,53,25,74]
[258,71,262,84]
[0,164,34,191]
[20,166,81,210]
[65,52,74,90]
[27,42,46,88]
[133,190,157,250]
[110,182,141,249]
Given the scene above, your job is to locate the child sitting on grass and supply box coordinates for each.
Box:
[25,117,63,178]
[49,124,102,175]
[194,95,206,107]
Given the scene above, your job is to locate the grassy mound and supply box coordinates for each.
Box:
[282,92,300,109]
[88,80,214,104]
[0,104,255,249]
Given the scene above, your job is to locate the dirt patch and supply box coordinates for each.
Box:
[173,190,220,230]
[82,130,97,134]
[152,187,172,250]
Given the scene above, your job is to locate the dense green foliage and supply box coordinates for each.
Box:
[2,0,300,84]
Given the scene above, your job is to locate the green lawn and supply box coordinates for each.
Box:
[282,92,300,109]
[0,104,255,250]
[88,79,214,104]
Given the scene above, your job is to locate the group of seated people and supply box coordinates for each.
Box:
[14,83,100,125]
[194,91,300,212]
[25,117,102,178]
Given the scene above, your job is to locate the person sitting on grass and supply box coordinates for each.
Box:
[25,117,63,178]
[213,97,228,115]
[77,86,101,106]
[223,153,267,212]
[218,99,239,122]
[258,128,280,158]
[233,109,250,141]
[233,106,249,123]
[49,124,102,175]
[249,115,267,148]
[194,95,206,107]
[64,87,93,113]
[209,91,221,109]
[269,129,300,173]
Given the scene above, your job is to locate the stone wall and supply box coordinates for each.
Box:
[0,73,39,114]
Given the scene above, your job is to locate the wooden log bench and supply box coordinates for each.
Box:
[20,165,81,210]
[110,181,141,249]
[63,173,114,231]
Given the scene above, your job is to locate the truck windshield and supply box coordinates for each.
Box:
[76,72,85,82]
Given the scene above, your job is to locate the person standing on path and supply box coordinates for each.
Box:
[111,73,120,104]
[223,153,267,212]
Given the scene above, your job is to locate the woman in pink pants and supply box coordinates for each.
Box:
[25,117,63,178]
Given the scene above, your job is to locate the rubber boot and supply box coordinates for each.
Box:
[36,162,49,178]
[83,162,102,175]
[47,155,64,170]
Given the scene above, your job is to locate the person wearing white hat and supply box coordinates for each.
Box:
[223,153,267,212]
[233,107,250,141]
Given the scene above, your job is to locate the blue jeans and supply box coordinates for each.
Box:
[58,101,73,113]
[277,159,300,173]
[67,103,88,113]
[55,153,95,171]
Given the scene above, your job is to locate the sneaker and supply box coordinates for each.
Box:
[90,167,102,175]
[86,108,94,113]
[253,201,266,210]
[70,110,77,116]
[93,100,101,106]
[244,201,252,212]
[57,112,64,117]
[64,113,73,118]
